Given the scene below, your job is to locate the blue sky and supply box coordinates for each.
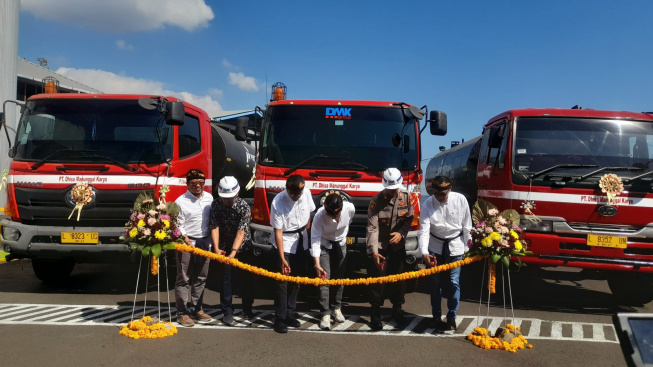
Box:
[16,0,653,165]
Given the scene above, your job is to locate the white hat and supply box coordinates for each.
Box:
[382,168,403,189]
[218,176,240,198]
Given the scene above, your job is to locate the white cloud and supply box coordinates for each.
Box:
[228,72,259,92]
[21,0,214,33]
[222,59,233,69]
[116,40,134,51]
[55,67,223,117]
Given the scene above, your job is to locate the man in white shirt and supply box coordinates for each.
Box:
[310,192,355,330]
[270,174,316,333]
[174,168,214,327]
[418,176,472,333]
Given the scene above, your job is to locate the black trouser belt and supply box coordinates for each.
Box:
[430,231,462,263]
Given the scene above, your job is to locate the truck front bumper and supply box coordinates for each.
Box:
[1,219,131,262]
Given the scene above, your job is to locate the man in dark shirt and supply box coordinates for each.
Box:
[210,176,254,325]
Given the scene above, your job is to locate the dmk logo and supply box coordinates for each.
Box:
[325,107,352,119]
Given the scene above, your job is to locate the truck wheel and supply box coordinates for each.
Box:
[607,272,653,305]
[32,259,76,283]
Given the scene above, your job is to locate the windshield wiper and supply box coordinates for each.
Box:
[621,170,653,184]
[528,164,598,180]
[284,154,341,176]
[31,149,101,170]
[85,154,138,172]
[337,161,369,171]
[575,166,643,182]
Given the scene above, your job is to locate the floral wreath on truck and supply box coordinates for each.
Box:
[464,200,533,352]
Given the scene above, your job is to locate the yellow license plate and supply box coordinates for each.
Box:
[587,234,627,248]
[346,237,355,245]
[61,232,99,244]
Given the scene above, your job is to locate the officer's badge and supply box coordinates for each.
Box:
[399,201,406,206]
[400,211,407,216]
[369,201,377,210]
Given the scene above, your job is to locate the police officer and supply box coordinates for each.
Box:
[366,167,414,330]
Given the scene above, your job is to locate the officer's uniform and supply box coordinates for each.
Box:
[366,189,414,311]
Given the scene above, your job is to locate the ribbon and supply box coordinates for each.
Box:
[68,182,94,221]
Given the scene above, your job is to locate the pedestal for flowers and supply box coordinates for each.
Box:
[118,190,182,339]
[464,200,533,352]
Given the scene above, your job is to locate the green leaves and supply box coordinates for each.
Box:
[164,243,177,251]
[151,244,161,258]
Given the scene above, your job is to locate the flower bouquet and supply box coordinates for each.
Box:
[120,191,183,274]
[464,200,533,352]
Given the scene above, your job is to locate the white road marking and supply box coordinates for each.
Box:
[0,303,618,343]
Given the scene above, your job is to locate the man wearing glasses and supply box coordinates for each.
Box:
[174,168,214,327]
[270,174,316,333]
[418,176,472,334]
[310,192,355,330]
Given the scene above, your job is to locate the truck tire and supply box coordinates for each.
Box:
[32,259,76,283]
[607,272,653,305]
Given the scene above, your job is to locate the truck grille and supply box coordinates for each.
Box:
[567,223,641,234]
[14,187,140,227]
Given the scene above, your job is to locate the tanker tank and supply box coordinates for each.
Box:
[424,136,481,205]
[211,124,256,198]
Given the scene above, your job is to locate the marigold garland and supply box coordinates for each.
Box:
[119,316,178,340]
[174,244,483,286]
[488,262,496,294]
[151,256,159,276]
[467,324,533,352]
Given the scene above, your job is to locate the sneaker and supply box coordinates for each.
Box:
[319,315,331,330]
[391,305,406,325]
[222,314,234,326]
[285,317,301,328]
[242,308,255,320]
[190,310,213,323]
[273,319,288,334]
[332,309,345,323]
[177,314,195,327]
[370,313,383,331]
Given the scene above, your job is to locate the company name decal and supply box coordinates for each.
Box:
[325,107,352,119]
[59,176,108,184]
[580,195,634,205]
[312,181,361,190]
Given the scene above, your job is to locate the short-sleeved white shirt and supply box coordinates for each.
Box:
[310,201,355,258]
[270,188,316,254]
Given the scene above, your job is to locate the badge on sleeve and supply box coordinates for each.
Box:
[369,201,377,210]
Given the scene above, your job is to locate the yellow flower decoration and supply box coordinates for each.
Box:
[137,220,146,227]
[154,230,167,240]
[162,220,170,229]
[129,228,138,238]
[489,232,502,242]
[510,230,519,239]
[514,240,523,251]
[481,237,492,247]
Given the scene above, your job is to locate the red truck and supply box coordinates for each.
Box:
[0,93,255,282]
[248,87,447,266]
[426,107,653,303]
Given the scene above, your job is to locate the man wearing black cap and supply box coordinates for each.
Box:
[175,168,214,327]
[310,192,355,330]
[270,174,316,333]
[418,176,472,333]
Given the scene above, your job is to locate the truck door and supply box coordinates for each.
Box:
[477,122,510,209]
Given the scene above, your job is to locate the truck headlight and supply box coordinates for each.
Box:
[2,226,21,241]
[404,237,418,252]
[253,230,271,245]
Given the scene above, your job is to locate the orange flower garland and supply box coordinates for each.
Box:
[175,244,483,286]
[488,262,496,294]
[119,316,178,339]
[151,256,159,276]
[467,324,533,352]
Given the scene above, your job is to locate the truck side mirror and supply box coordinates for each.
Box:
[488,125,504,148]
[429,110,447,136]
[165,101,185,126]
[235,117,248,141]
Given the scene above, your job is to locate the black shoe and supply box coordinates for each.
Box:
[285,317,301,328]
[370,313,383,331]
[391,305,406,325]
[222,314,234,326]
[273,319,288,333]
[446,318,457,332]
[428,317,447,330]
[242,308,255,320]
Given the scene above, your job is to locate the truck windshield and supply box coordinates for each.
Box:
[513,116,653,178]
[13,99,172,164]
[260,105,418,171]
